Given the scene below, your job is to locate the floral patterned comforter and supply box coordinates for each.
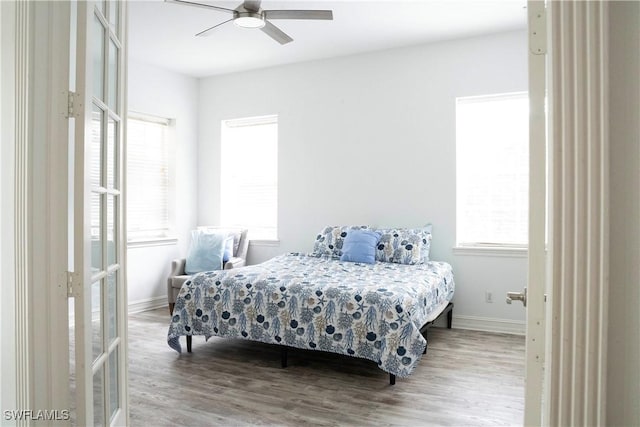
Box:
[167,253,454,378]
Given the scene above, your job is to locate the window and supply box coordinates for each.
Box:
[126,113,173,242]
[456,92,529,248]
[221,115,278,241]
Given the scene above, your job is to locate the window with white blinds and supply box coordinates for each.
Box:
[456,92,529,247]
[126,114,172,241]
[221,115,278,241]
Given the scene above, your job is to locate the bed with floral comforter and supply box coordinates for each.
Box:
[167,252,454,378]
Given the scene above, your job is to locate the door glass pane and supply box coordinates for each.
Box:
[90,106,102,189]
[91,280,103,362]
[107,118,116,189]
[108,0,119,32]
[91,193,102,272]
[108,350,119,421]
[92,14,104,101]
[107,273,117,342]
[107,195,116,266]
[93,366,105,427]
[108,38,118,111]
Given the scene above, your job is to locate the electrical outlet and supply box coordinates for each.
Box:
[485,291,493,303]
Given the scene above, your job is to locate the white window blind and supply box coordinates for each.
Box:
[456,92,529,247]
[221,115,278,241]
[127,114,172,241]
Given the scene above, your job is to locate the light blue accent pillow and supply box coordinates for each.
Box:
[340,229,382,264]
[185,230,226,274]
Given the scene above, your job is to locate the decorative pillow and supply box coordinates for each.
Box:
[312,225,369,257]
[340,229,382,264]
[222,235,234,263]
[199,227,242,256]
[185,230,227,274]
[421,224,433,262]
[227,230,242,257]
[375,225,432,265]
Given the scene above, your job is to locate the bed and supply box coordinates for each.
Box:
[167,243,455,384]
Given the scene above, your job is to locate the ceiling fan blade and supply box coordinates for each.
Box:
[195,18,234,37]
[264,10,333,20]
[260,20,293,45]
[165,0,234,14]
[243,0,262,12]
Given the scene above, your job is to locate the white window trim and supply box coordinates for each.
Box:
[127,237,178,248]
[249,239,281,247]
[453,244,528,258]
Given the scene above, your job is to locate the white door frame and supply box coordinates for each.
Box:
[0,0,73,421]
[546,1,610,424]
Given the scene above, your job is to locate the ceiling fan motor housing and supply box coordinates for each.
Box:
[233,9,266,28]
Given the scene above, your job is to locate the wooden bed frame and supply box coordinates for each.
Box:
[184,301,453,386]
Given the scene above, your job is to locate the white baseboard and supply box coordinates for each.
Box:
[453,315,526,335]
[69,295,167,326]
[127,295,167,314]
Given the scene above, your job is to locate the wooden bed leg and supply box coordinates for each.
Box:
[447,304,453,329]
[389,374,396,386]
[281,347,288,368]
[186,335,192,353]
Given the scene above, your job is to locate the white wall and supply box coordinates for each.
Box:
[126,60,199,308]
[197,30,529,330]
[607,1,640,425]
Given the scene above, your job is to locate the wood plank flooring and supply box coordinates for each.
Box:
[127,308,525,426]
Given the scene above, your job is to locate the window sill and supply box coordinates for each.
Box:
[453,245,527,258]
[249,239,280,247]
[127,237,178,248]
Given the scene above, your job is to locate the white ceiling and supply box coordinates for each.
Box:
[128,0,527,78]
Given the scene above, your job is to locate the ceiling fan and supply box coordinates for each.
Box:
[166,0,334,45]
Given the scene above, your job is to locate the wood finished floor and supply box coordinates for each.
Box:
[127,308,525,426]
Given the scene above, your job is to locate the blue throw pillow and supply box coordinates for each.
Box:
[185,230,226,274]
[340,229,382,264]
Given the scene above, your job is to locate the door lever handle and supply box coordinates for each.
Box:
[506,287,527,307]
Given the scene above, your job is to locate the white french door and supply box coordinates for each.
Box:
[73,1,128,425]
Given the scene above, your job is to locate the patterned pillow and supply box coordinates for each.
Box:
[374,225,432,265]
[312,225,369,257]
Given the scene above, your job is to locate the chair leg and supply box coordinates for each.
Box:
[168,303,175,316]
[186,335,192,353]
[447,305,453,329]
[390,374,396,385]
[281,347,288,368]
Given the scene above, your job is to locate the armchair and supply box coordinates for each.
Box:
[168,227,249,315]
